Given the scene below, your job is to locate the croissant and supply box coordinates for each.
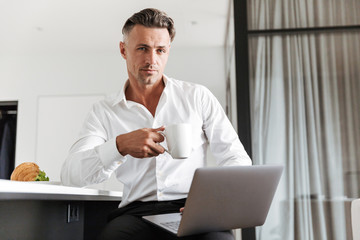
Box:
[10,162,48,181]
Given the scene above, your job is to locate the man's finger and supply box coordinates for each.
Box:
[149,141,165,154]
[152,126,165,132]
[147,126,165,143]
[152,132,165,143]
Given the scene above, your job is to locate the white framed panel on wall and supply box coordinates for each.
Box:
[35,94,105,182]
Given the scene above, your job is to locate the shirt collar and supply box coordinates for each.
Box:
[112,75,170,107]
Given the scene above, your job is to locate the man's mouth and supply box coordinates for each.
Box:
[141,68,158,74]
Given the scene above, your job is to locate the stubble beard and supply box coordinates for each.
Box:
[137,67,161,86]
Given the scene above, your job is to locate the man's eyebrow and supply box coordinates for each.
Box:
[136,43,168,48]
[136,44,150,48]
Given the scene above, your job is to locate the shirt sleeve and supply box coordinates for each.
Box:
[60,103,126,187]
[199,86,252,166]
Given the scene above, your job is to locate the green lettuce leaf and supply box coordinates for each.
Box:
[35,170,50,181]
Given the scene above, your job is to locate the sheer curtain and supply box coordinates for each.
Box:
[247,1,360,239]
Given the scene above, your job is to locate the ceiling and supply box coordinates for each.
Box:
[0,0,230,55]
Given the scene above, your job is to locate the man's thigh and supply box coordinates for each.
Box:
[97,214,159,240]
[159,229,235,240]
[98,214,234,240]
[181,231,235,240]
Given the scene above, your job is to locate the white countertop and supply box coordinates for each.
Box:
[0,179,122,201]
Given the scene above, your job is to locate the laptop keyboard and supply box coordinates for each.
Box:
[160,221,180,232]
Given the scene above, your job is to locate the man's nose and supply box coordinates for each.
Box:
[145,50,157,65]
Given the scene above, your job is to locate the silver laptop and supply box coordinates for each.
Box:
[142,165,283,237]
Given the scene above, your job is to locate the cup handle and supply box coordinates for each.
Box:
[158,131,170,153]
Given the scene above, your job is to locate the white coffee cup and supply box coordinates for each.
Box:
[163,123,192,159]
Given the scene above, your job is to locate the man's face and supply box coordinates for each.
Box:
[120,25,171,87]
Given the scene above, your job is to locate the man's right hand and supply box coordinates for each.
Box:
[115,126,165,158]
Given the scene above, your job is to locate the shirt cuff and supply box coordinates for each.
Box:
[95,137,126,170]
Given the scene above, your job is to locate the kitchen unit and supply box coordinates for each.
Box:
[0,180,122,240]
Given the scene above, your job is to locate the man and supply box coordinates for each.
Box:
[61,8,251,240]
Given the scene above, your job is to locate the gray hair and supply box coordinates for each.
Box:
[122,8,176,42]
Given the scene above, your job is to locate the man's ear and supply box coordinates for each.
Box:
[120,41,126,59]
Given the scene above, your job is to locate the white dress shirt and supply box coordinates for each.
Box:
[61,76,251,207]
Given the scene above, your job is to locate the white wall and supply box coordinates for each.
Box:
[0,46,226,190]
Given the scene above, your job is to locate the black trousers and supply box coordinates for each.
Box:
[97,199,234,240]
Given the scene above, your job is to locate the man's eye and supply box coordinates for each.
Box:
[157,49,166,53]
[138,47,146,51]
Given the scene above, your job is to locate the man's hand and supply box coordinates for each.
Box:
[116,126,165,158]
